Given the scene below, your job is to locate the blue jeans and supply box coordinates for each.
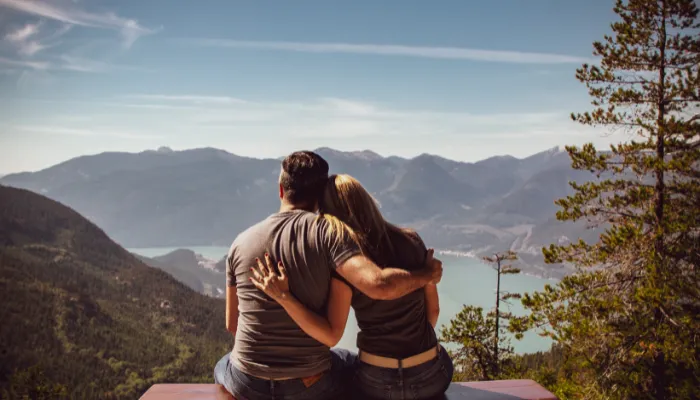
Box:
[214,349,357,400]
[354,346,454,400]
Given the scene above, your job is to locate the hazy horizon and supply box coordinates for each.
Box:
[0,143,571,175]
[0,0,622,174]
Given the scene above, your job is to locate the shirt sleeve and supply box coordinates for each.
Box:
[226,243,237,287]
[332,270,352,287]
[318,218,362,269]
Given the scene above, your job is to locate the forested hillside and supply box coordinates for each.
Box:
[0,185,231,399]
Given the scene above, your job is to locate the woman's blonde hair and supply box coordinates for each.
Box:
[319,174,398,262]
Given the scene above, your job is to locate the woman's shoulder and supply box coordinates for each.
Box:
[387,226,427,264]
[396,228,426,249]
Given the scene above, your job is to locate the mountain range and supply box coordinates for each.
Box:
[1,146,600,278]
[0,185,231,399]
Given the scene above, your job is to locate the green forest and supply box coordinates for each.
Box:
[0,185,231,399]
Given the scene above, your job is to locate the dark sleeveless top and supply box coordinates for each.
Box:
[340,229,438,358]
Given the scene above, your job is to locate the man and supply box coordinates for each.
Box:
[214,151,442,400]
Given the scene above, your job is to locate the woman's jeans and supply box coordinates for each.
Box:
[354,345,454,400]
[214,349,357,400]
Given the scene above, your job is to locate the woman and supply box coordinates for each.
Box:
[250,174,453,400]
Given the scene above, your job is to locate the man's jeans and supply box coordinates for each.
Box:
[214,349,357,400]
[354,345,454,400]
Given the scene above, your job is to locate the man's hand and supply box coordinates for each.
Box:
[425,248,443,284]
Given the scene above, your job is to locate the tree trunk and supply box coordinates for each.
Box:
[494,255,501,377]
[652,1,668,398]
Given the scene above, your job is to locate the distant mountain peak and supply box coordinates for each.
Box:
[157,146,173,153]
[413,153,437,161]
[351,150,383,161]
[548,145,566,154]
[487,154,518,161]
[314,147,383,161]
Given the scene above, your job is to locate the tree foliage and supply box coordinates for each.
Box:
[513,1,700,398]
[0,186,231,399]
[441,251,521,381]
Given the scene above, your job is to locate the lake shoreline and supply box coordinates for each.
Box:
[130,245,555,354]
[129,245,560,281]
[436,249,559,282]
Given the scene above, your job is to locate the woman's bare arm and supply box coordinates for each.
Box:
[424,283,440,328]
[251,254,352,347]
[276,279,351,347]
[225,285,239,336]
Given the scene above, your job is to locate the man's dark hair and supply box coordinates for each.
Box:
[280,151,329,207]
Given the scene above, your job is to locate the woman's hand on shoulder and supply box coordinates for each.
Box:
[250,253,291,303]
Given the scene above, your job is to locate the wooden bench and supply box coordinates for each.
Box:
[140,380,557,399]
[140,384,234,399]
[447,380,558,399]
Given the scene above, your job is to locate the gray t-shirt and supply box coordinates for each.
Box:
[227,209,360,379]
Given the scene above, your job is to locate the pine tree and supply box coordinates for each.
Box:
[441,251,521,381]
[514,1,699,398]
[483,251,521,376]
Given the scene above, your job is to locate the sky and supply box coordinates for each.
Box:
[0,0,623,174]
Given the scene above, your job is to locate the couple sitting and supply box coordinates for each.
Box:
[214,151,454,400]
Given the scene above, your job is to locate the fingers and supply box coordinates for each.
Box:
[249,276,264,291]
[431,258,443,284]
[265,253,276,274]
[251,265,263,281]
[277,261,287,280]
[254,257,267,276]
[259,253,272,275]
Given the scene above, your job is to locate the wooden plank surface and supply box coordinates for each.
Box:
[140,380,558,400]
[446,379,558,399]
[140,384,235,400]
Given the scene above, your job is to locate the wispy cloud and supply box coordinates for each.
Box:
[1,2,152,77]
[59,55,150,73]
[185,39,593,64]
[18,125,163,140]
[0,54,144,73]
[0,56,49,70]
[10,95,614,165]
[19,41,47,56]
[4,22,47,56]
[0,0,156,47]
[5,21,41,42]
[102,94,574,140]
[59,55,108,72]
[124,94,249,104]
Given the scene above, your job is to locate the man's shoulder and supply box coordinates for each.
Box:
[281,210,326,234]
[232,219,263,246]
[230,214,277,252]
[232,211,323,247]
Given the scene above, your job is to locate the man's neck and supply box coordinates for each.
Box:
[279,201,315,213]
